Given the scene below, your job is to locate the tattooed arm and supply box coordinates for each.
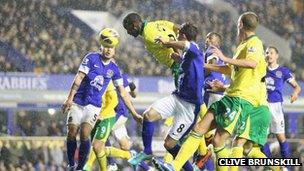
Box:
[61,71,86,114]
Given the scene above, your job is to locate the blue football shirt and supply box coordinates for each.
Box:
[265,65,293,103]
[73,52,123,107]
[173,42,205,106]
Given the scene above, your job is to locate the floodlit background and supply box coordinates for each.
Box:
[0,0,303,170]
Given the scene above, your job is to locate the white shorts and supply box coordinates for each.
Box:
[268,102,285,134]
[149,94,197,140]
[112,116,129,140]
[66,103,100,127]
[207,93,224,108]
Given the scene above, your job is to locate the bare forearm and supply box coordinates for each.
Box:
[121,94,137,115]
[223,57,257,69]
[205,64,231,75]
[293,84,301,96]
[67,72,85,100]
[163,41,187,50]
[67,83,78,100]
[118,86,137,115]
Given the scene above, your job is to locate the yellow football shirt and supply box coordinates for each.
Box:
[100,81,118,119]
[142,20,176,68]
[225,35,265,106]
[257,56,268,106]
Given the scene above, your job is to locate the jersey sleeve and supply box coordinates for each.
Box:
[283,67,294,83]
[185,42,200,57]
[112,65,123,86]
[206,55,219,62]
[245,39,263,62]
[78,53,92,74]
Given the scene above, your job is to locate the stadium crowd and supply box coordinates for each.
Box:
[225,0,304,80]
[2,0,302,80]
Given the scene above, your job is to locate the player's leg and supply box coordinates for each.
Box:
[212,128,232,171]
[92,117,115,170]
[76,105,99,170]
[129,95,176,165]
[212,96,252,171]
[273,102,289,158]
[84,120,101,171]
[244,142,280,171]
[163,99,202,170]
[155,103,211,170]
[195,104,213,169]
[156,112,215,170]
[66,104,82,169]
[142,108,161,153]
[162,117,174,163]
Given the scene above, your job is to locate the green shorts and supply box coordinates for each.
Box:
[170,61,180,88]
[209,96,253,135]
[92,117,116,142]
[238,105,271,145]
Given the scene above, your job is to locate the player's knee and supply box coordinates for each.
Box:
[143,111,154,122]
[93,140,105,153]
[193,124,204,135]
[80,123,92,140]
[233,137,246,147]
[67,125,78,139]
[143,108,162,122]
[213,133,225,148]
[276,133,286,142]
[119,139,131,150]
[164,138,176,150]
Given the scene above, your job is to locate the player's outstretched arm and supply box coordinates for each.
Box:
[205,63,231,75]
[62,71,86,114]
[116,85,142,123]
[289,79,301,103]
[155,37,187,51]
[211,46,257,69]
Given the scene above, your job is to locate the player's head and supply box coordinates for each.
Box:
[205,32,222,49]
[178,23,198,42]
[265,46,279,64]
[123,12,143,37]
[237,12,259,36]
[98,28,119,48]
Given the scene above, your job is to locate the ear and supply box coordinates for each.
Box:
[239,21,244,29]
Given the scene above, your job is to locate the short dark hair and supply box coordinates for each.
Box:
[206,32,222,43]
[123,13,142,28]
[267,46,279,54]
[179,23,198,41]
[240,12,259,31]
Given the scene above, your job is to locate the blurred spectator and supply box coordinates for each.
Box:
[48,120,62,136]
[50,143,64,166]
[1,0,303,80]
[225,0,304,80]
[35,121,48,136]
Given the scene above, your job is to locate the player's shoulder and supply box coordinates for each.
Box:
[247,35,262,46]
[278,65,292,73]
[149,20,173,26]
[108,60,119,68]
[188,41,202,52]
[84,51,100,60]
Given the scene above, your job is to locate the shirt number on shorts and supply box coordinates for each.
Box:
[92,114,98,122]
[100,126,106,134]
[177,124,185,133]
[225,108,237,122]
